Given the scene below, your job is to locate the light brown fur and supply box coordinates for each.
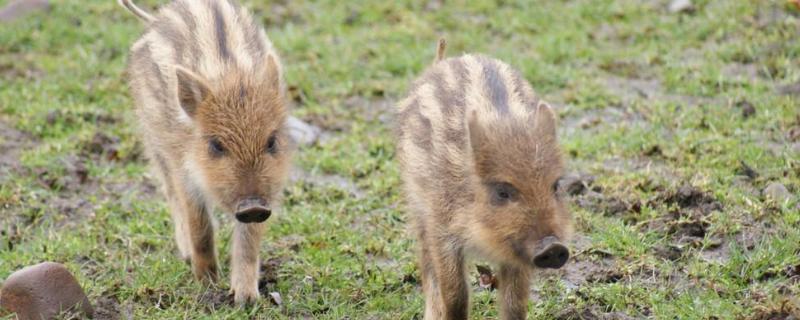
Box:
[396,45,573,319]
[119,0,290,304]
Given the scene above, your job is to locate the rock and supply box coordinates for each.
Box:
[763,182,792,203]
[668,0,694,13]
[268,292,282,306]
[0,262,93,319]
[0,0,50,23]
[287,116,321,146]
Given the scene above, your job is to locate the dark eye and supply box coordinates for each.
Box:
[489,182,518,206]
[552,178,561,194]
[209,137,225,157]
[265,134,278,155]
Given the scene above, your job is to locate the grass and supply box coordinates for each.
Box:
[1,0,799,319]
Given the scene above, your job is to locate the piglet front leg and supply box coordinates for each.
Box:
[230,222,265,305]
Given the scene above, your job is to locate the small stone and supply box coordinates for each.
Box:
[0,262,93,319]
[763,182,792,203]
[268,292,282,306]
[287,116,321,146]
[668,0,694,13]
[0,0,50,23]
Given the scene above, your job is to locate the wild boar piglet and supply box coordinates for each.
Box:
[396,40,573,320]
[119,0,291,304]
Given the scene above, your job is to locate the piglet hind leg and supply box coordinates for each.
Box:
[230,221,265,305]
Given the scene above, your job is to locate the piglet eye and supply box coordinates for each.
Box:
[265,134,278,155]
[208,137,225,157]
[488,182,518,206]
[552,178,561,194]
[498,189,511,199]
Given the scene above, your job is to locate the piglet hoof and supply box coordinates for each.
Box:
[191,260,219,284]
[231,287,259,306]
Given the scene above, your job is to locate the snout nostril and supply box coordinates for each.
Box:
[533,244,570,269]
[235,207,271,223]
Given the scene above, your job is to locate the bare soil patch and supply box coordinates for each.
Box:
[290,167,364,199]
[0,119,34,180]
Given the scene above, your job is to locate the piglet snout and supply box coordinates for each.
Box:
[532,236,569,269]
[235,198,271,223]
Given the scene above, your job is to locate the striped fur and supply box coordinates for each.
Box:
[121,0,291,305]
[396,52,573,319]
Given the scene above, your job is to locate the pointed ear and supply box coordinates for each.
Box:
[533,101,557,138]
[175,65,212,118]
[263,54,281,90]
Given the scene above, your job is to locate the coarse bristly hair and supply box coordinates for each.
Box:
[395,41,573,319]
[120,0,291,305]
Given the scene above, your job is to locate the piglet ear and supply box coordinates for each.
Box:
[263,54,282,91]
[175,65,212,118]
[533,101,557,138]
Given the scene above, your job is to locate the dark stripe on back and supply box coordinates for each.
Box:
[429,71,464,145]
[241,14,266,61]
[132,44,176,124]
[482,60,509,114]
[171,1,200,63]
[132,44,168,106]
[152,18,185,62]
[439,59,471,145]
[447,58,470,110]
[400,99,433,152]
[508,67,539,111]
[222,0,265,61]
[428,71,454,116]
[212,1,231,60]
[414,112,433,152]
[396,98,418,139]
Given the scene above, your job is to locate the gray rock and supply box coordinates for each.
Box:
[0,262,93,319]
[668,0,694,13]
[763,182,792,203]
[287,116,321,146]
[0,0,50,23]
